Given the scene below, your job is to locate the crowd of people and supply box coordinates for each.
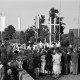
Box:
[0,40,80,80]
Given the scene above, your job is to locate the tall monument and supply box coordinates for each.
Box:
[18,17,21,31]
[0,15,5,42]
[0,15,5,32]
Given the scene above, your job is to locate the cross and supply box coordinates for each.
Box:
[42,17,59,48]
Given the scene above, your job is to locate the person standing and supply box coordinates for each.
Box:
[6,44,13,61]
[71,49,79,75]
[65,49,71,74]
[45,49,52,75]
[52,48,61,78]
[40,53,46,75]
[33,54,40,79]
[1,44,7,65]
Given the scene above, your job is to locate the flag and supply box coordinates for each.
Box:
[35,15,39,29]
[0,16,5,31]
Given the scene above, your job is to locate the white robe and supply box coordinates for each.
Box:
[56,41,61,48]
[52,53,61,74]
[41,55,46,73]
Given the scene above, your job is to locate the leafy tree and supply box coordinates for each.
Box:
[19,31,25,44]
[12,31,20,39]
[38,15,49,42]
[68,31,74,45]
[61,34,69,47]
[34,15,49,43]
[49,8,59,19]
[49,8,65,41]
[3,25,15,40]
[37,15,45,36]
[40,15,45,24]
[25,26,35,44]
[33,8,65,43]
[39,26,49,42]
[29,36,36,44]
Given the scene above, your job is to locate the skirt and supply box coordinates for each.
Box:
[53,64,61,74]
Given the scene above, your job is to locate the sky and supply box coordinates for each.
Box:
[0,0,80,33]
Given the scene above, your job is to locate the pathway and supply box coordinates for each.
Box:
[35,74,80,80]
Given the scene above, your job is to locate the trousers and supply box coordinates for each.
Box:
[72,62,78,75]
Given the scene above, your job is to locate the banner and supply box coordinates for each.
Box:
[0,16,5,31]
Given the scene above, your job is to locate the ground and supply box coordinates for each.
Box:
[35,74,80,80]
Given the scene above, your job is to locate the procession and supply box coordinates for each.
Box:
[0,0,80,80]
[0,38,80,80]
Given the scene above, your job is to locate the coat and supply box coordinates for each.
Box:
[71,52,78,63]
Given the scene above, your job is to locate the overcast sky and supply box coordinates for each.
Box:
[0,0,80,33]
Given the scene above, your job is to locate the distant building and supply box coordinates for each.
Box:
[69,29,80,37]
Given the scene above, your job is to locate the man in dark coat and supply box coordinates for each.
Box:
[45,49,52,75]
[0,48,1,61]
[33,54,40,78]
[61,48,71,75]
[71,49,79,75]
[1,44,7,65]
[78,50,80,73]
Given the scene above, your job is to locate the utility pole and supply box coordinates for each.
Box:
[59,0,61,42]
[78,0,80,48]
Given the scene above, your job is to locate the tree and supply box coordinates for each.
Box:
[49,8,59,19]
[36,15,45,36]
[68,31,74,45]
[61,34,69,47]
[34,15,49,43]
[49,8,65,41]
[19,31,25,44]
[3,25,15,40]
[38,15,49,42]
[25,26,35,44]
[12,31,20,39]
[33,8,65,43]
